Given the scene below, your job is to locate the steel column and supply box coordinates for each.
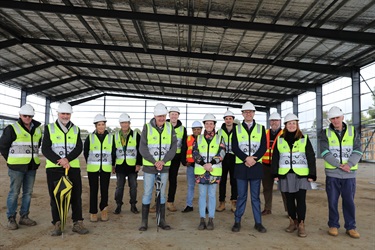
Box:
[351,68,361,130]
[316,85,323,157]
[45,97,51,125]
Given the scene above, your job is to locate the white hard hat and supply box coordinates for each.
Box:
[93,114,107,124]
[154,103,168,116]
[269,112,281,120]
[284,113,299,123]
[241,101,256,111]
[203,113,216,123]
[327,106,344,119]
[57,102,73,113]
[169,106,180,114]
[191,120,203,128]
[119,113,131,122]
[223,110,235,119]
[19,104,35,116]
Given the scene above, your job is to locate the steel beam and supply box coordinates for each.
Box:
[1,2,375,45]
[25,76,80,94]
[0,39,18,50]
[0,61,56,82]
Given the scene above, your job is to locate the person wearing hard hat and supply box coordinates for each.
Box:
[180,120,203,213]
[261,112,287,216]
[113,113,142,215]
[165,106,187,212]
[320,106,362,239]
[272,113,316,238]
[231,101,267,233]
[0,104,42,230]
[138,103,177,231]
[193,113,225,230]
[216,110,238,213]
[42,102,89,236]
[83,114,116,222]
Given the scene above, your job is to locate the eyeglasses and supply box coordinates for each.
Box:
[21,115,34,118]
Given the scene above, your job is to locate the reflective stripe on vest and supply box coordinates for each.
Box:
[186,135,195,163]
[7,122,41,166]
[87,133,113,172]
[142,122,173,167]
[194,135,222,177]
[235,123,263,164]
[45,123,80,168]
[262,129,283,165]
[324,126,358,170]
[175,126,184,154]
[277,135,309,176]
[217,129,233,154]
[115,131,137,166]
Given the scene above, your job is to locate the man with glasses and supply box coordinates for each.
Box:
[0,104,42,230]
[231,101,267,233]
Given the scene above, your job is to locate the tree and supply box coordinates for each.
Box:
[368,87,375,119]
[311,110,329,129]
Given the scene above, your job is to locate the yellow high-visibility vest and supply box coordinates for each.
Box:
[86,133,113,172]
[234,123,263,164]
[194,135,222,177]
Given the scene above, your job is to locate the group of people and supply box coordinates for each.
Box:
[0,101,362,239]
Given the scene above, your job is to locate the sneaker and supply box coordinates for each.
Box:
[328,227,338,236]
[254,223,267,233]
[181,206,194,213]
[101,207,108,221]
[346,229,360,239]
[72,221,89,235]
[19,215,37,226]
[167,202,177,212]
[51,221,62,236]
[7,217,18,230]
[90,213,98,222]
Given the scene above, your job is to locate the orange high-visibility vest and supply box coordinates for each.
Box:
[186,135,195,163]
[262,129,283,165]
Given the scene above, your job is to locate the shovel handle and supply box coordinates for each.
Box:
[65,168,69,176]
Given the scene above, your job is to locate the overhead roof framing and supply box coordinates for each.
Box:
[0,0,374,111]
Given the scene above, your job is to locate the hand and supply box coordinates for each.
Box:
[135,165,141,172]
[340,164,351,173]
[154,161,165,171]
[307,178,313,182]
[245,156,257,168]
[274,177,279,181]
[112,166,116,174]
[57,158,70,169]
[203,163,213,172]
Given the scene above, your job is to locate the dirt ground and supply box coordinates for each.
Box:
[0,156,374,250]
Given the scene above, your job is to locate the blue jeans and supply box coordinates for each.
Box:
[142,172,168,205]
[7,168,36,219]
[185,166,195,207]
[326,176,356,230]
[199,184,217,218]
[234,178,262,224]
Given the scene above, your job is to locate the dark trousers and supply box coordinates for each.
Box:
[88,171,111,214]
[326,176,356,230]
[235,179,262,224]
[219,153,237,201]
[261,164,274,210]
[285,189,307,223]
[46,168,83,224]
[167,154,181,203]
[114,172,138,205]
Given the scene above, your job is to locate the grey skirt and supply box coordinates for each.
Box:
[278,173,312,193]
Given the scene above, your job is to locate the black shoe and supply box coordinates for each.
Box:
[254,223,267,233]
[131,204,139,214]
[232,222,241,232]
[113,204,122,214]
[181,206,194,213]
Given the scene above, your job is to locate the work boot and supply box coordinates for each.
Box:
[101,207,108,221]
[254,223,267,233]
[51,221,62,236]
[346,229,360,239]
[149,204,156,213]
[158,204,171,230]
[206,218,214,230]
[113,204,122,214]
[7,216,18,230]
[231,200,237,213]
[131,204,139,214]
[72,220,89,234]
[298,220,307,237]
[90,213,98,222]
[328,227,338,236]
[19,214,37,226]
[139,204,149,231]
[261,209,272,216]
[198,218,206,230]
[182,206,194,213]
[167,202,177,212]
[285,217,298,233]
[232,222,241,232]
[216,201,225,212]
